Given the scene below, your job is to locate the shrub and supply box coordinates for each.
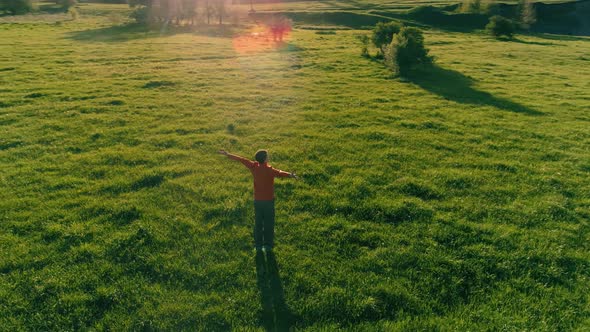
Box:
[486,15,516,38]
[0,0,33,15]
[384,26,432,76]
[357,34,370,57]
[371,21,402,54]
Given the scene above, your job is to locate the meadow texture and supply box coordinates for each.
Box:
[1,2,589,330]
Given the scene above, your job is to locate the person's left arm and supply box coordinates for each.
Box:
[273,167,298,179]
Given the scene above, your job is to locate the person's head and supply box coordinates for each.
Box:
[255,149,268,164]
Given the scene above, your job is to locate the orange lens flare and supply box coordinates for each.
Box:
[233,20,292,54]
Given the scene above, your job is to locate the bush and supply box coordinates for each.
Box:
[486,15,516,38]
[384,26,432,76]
[371,21,402,54]
[357,34,370,57]
[0,0,33,15]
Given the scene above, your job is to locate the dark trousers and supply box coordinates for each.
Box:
[254,200,275,247]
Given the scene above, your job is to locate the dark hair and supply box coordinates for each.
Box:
[255,150,268,163]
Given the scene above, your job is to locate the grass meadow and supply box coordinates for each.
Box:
[1,2,589,330]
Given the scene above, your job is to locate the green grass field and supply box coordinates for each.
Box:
[1,2,589,330]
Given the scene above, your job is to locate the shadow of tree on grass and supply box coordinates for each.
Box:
[67,23,236,42]
[530,32,590,42]
[406,65,543,116]
[37,3,67,14]
[256,251,295,331]
[67,24,158,42]
[511,37,562,46]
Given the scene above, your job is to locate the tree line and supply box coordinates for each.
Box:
[0,0,76,15]
[0,0,33,14]
[129,0,234,25]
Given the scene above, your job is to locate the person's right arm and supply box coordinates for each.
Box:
[218,150,255,169]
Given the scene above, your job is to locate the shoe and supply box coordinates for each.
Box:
[261,245,273,252]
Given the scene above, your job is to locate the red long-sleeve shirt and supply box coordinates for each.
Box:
[228,154,290,201]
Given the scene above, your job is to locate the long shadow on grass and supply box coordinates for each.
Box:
[530,32,590,42]
[67,24,160,42]
[406,65,543,116]
[318,0,377,10]
[277,11,392,29]
[511,37,562,46]
[256,251,294,331]
[68,23,235,42]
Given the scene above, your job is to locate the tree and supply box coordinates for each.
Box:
[59,0,77,11]
[205,0,214,24]
[213,0,226,25]
[128,0,152,23]
[130,5,150,24]
[460,0,481,13]
[384,26,432,76]
[518,0,536,29]
[157,0,172,22]
[128,0,223,26]
[0,0,33,15]
[371,21,402,55]
[486,15,516,39]
[268,15,291,42]
[181,0,198,25]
